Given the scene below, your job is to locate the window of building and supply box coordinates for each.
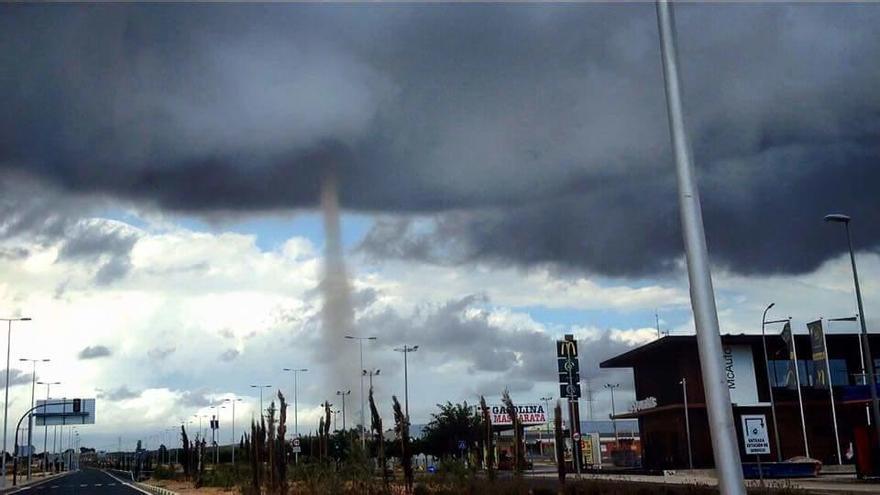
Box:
[770,359,812,387]
[829,359,848,386]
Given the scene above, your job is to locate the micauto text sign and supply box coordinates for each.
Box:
[482,404,547,426]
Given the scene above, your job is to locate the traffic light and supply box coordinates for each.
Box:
[72,398,81,412]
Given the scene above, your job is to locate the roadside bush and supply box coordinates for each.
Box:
[150,464,176,480]
[200,464,248,489]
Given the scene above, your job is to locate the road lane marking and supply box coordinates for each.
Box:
[102,469,152,494]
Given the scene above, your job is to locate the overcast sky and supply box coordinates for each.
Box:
[0,2,878,451]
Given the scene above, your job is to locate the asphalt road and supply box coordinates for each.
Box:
[7,469,146,494]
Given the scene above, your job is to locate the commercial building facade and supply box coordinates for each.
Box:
[600,333,880,470]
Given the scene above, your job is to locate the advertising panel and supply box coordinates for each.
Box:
[481,404,547,426]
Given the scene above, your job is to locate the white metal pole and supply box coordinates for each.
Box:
[231,401,236,466]
[2,321,11,488]
[655,2,746,492]
[403,349,409,419]
[27,361,36,480]
[761,308,784,462]
[682,378,693,469]
[294,372,299,437]
[42,385,50,474]
[359,340,365,449]
[843,222,880,446]
[789,331,810,458]
[856,328,871,424]
[821,319,843,464]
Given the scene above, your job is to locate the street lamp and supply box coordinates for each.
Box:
[20,358,49,480]
[36,381,59,474]
[331,409,341,432]
[281,368,308,439]
[249,384,272,420]
[604,384,620,444]
[761,304,788,462]
[345,335,376,448]
[223,398,243,466]
[393,345,419,420]
[824,213,880,447]
[1,316,31,488]
[363,369,380,390]
[336,390,351,431]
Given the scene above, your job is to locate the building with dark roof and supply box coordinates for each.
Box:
[600,332,880,470]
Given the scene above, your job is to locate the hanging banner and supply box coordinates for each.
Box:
[808,320,829,389]
[780,322,798,390]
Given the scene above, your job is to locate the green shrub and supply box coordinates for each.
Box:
[150,464,177,480]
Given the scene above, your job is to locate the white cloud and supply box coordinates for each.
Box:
[0,209,877,448]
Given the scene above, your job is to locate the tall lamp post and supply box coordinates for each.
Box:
[281,368,307,439]
[223,398,242,466]
[393,345,419,420]
[345,335,376,448]
[20,358,49,480]
[824,213,880,447]
[36,381,59,474]
[761,304,788,462]
[249,384,272,421]
[1,316,31,488]
[336,390,351,431]
[363,369,380,391]
[604,384,620,445]
[656,1,745,493]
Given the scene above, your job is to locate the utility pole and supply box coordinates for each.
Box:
[655,2,745,493]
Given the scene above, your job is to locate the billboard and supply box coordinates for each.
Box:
[34,398,95,426]
[482,404,547,426]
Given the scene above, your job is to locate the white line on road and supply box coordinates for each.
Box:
[101,470,152,494]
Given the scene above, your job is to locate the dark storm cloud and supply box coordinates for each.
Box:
[0,369,34,387]
[78,345,112,360]
[2,3,879,276]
